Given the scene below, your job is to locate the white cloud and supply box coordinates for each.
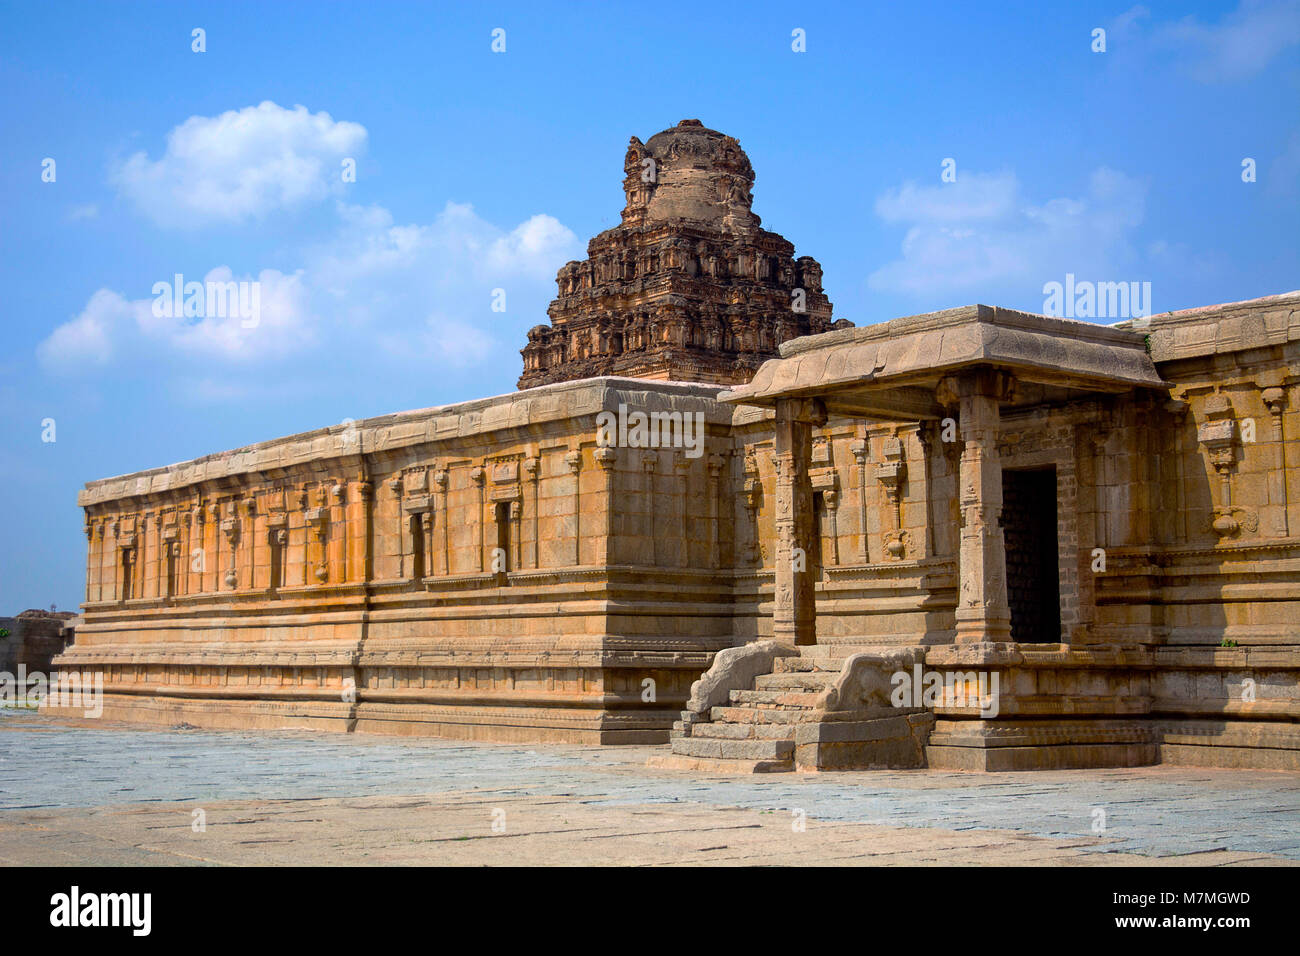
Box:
[875,171,1018,224]
[37,289,137,368]
[38,201,580,391]
[1117,0,1300,82]
[112,101,367,227]
[65,203,99,221]
[868,167,1150,297]
[39,268,311,370]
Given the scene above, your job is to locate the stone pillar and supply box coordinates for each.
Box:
[850,437,869,564]
[521,458,539,569]
[595,445,617,565]
[471,466,486,572]
[707,454,723,569]
[642,453,659,566]
[433,468,449,575]
[84,521,94,603]
[143,512,159,599]
[510,500,522,571]
[566,449,582,566]
[823,488,840,565]
[675,455,691,568]
[1262,383,1290,538]
[328,483,345,582]
[418,512,432,578]
[773,398,823,647]
[939,371,1013,644]
[350,479,373,582]
[388,476,406,577]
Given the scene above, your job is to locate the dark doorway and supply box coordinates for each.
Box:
[494,502,511,575]
[1002,468,1060,643]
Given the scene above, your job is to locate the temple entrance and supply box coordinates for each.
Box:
[1002,467,1060,643]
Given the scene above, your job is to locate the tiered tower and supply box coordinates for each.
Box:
[519,119,848,388]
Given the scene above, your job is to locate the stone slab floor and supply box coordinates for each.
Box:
[1,710,1298,866]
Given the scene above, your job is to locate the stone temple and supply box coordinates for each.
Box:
[50,120,1300,773]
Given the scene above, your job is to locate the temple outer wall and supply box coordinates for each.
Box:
[50,379,738,743]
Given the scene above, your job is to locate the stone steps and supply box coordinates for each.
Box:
[664,650,846,772]
[754,671,836,692]
[709,705,823,724]
[690,720,797,741]
[671,736,795,761]
[729,688,822,708]
[772,656,842,674]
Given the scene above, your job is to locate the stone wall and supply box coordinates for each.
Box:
[57,378,736,742]
[0,610,76,675]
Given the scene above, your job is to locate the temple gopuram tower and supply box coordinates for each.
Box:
[519,119,849,388]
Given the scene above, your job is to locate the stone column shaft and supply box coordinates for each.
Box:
[773,398,822,646]
[951,374,1012,643]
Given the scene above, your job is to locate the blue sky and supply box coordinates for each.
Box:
[1,0,1297,612]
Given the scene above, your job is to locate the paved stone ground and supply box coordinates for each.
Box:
[2,710,1298,865]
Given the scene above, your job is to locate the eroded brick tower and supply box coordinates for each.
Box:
[519,119,848,388]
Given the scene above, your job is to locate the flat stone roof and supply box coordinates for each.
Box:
[1113,290,1300,364]
[79,377,730,508]
[722,304,1167,414]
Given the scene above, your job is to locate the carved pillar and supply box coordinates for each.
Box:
[595,445,617,565]
[328,482,345,581]
[102,522,113,601]
[940,371,1013,644]
[510,500,522,571]
[161,519,178,597]
[1199,394,1251,538]
[1262,384,1289,537]
[177,512,190,596]
[850,437,869,564]
[916,424,936,559]
[707,454,723,569]
[388,476,406,577]
[84,521,94,603]
[522,458,539,569]
[190,503,206,593]
[305,493,329,583]
[675,455,691,568]
[773,398,823,647]
[143,512,159,599]
[353,479,373,582]
[471,465,486,572]
[1164,398,1190,544]
[823,488,840,566]
[241,498,258,590]
[221,505,240,589]
[643,452,658,565]
[877,434,907,560]
[566,449,582,566]
[414,512,430,578]
[433,468,449,575]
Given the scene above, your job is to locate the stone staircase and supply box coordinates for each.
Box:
[666,656,842,771]
[649,641,935,773]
